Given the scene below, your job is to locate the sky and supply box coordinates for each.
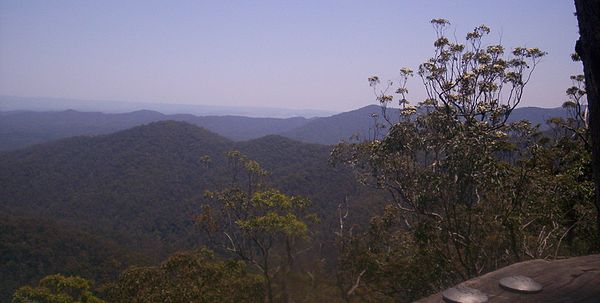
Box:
[0,0,582,112]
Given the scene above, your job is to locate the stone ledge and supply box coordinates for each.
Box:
[415,254,600,303]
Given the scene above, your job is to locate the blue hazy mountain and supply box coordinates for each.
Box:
[0,103,568,151]
[0,95,335,118]
[0,109,312,150]
[282,105,570,145]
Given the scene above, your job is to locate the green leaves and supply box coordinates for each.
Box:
[228,189,312,239]
[237,212,308,239]
[105,249,264,303]
[198,152,319,303]
[333,18,595,302]
[203,186,314,244]
[251,189,308,210]
[13,274,105,303]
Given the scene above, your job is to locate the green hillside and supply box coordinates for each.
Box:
[0,121,382,299]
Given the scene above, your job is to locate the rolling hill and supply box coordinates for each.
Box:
[0,110,312,151]
[0,105,568,151]
[0,120,375,260]
[282,105,390,144]
[282,105,572,145]
[1,121,386,299]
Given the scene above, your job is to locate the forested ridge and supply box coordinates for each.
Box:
[0,120,376,250]
[0,121,385,301]
[0,105,568,151]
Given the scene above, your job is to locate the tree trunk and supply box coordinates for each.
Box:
[263,268,274,303]
[282,238,294,303]
[574,0,600,246]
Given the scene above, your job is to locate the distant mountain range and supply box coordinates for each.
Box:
[0,95,336,118]
[0,104,569,151]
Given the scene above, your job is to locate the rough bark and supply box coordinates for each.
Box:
[574,0,600,245]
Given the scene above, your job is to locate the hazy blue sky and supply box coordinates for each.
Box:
[0,0,581,111]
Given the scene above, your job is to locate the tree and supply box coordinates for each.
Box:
[12,274,105,303]
[197,151,318,303]
[329,19,597,302]
[574,0,600,244]
[544,61,596,255]
[104,248,264,303]
[550,72,589,146]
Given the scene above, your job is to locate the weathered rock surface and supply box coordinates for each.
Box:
[416,254,600,303]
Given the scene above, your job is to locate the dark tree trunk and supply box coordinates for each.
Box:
[574,0,600,245]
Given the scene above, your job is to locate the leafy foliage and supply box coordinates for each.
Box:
[199,152,321,303]
[331,20,596,302]
[0,217,145,303]
[105,249,264,303]
[12,274,105,303]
